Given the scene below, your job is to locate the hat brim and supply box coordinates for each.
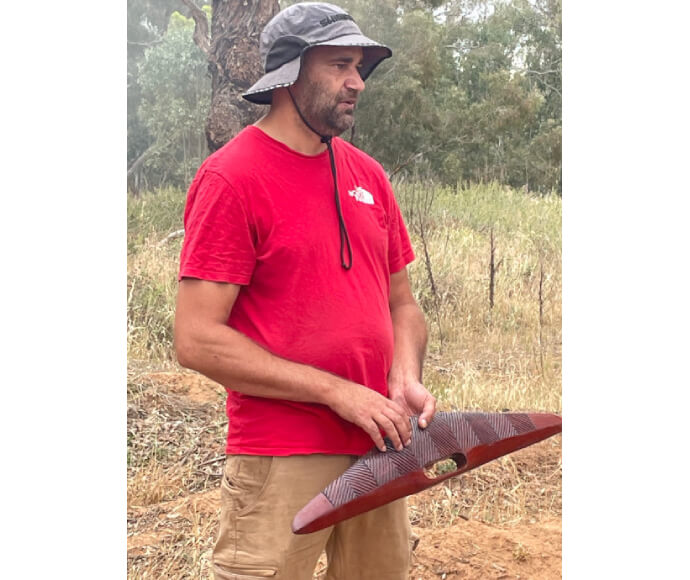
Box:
[242,34,392,105]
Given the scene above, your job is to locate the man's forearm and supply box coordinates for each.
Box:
[388,301,428,385]
[386,299,436,428]
[176,321,348,406]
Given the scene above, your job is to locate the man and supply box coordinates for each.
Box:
[174,3,436,578]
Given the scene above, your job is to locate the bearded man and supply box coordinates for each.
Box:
[174,3,436,578]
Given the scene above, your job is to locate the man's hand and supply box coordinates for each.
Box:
[327,382,412,453]
[388,379,436,429]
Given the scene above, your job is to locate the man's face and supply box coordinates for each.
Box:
[292,45,366,137]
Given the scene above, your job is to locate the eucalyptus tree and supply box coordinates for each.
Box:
[183,0,279,151]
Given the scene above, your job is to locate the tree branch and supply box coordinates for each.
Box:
[180,0,210,56]
[127,129,184,177]
[158,229,186,246]
[127,38,164,48]
[388,151,425,180]
[524,69,560,76]
[127,144,159,178]
[386,135,470,181]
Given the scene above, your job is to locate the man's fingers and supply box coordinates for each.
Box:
[418,394,437,429]
[388,406,412,446]
[376,413,405,451]
[362,419,387,452]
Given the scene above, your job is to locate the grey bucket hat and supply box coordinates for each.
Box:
[242,2,392,105]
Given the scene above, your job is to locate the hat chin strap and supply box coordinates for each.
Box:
[287,88,353,271]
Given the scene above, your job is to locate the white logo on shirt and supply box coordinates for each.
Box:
[348,186,374,205]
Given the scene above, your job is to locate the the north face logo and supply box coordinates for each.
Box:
[348,186,374,205]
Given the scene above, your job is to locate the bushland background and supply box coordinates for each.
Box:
[128,0,562,578]
[128,0,561,195]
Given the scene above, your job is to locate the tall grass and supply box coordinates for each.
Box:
[127,188,186,362]
[127,181,561,411]
[396,181,561,412]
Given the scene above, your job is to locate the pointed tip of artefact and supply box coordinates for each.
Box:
[292,493,334,535]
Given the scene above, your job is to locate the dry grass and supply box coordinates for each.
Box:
[397,181,561,414]
[409,436,561,529]
[128,490,219,579]
[127,236,181,362]
[127,182,561,579]
[127,187,186,363]
[127,365,226,579]
[127,365,227,502]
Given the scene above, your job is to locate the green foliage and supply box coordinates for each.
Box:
[315,0,562,192]
[130,7,212,191]
[128,0,184,169]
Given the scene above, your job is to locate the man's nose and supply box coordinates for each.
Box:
[345,69,365,93]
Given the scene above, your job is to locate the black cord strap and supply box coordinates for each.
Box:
[287,89,353,270]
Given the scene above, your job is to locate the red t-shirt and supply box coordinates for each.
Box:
[179,126,415,456]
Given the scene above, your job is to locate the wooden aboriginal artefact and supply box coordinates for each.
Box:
[292,411,562,534]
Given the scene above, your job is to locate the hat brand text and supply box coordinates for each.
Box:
[319,14,355,27]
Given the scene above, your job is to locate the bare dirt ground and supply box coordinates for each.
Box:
[127,368,561,579]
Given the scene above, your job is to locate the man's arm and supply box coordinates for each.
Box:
[174,278,412,452]
[387,268,436,428]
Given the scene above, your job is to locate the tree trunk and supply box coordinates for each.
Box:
[206,0,279,152]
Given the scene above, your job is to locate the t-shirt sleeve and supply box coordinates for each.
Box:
[178,169,256,285]
[383,178,415,274]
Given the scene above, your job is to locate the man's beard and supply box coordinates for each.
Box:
[296,76,358,137]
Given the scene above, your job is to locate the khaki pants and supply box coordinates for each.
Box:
[213,454,411,579]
